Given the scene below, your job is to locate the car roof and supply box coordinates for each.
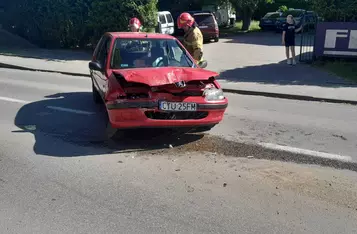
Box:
[186,10,213,15]
[192,12,214,16]
[107,32,176,40]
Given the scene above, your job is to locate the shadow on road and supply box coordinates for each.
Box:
[13,92,203,157]
[222,31,313,47]
[219,55,357,87]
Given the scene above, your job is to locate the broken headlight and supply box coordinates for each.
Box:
[203,88,225,101]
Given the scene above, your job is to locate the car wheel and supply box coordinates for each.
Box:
[214,37,219,42]
[106,121,118,139]
[92,82,102,104]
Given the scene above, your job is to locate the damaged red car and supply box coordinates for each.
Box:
[89,32,228,137]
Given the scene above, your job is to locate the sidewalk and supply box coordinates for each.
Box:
[1,52,357,105]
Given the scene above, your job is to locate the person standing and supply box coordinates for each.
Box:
[282,15,303,65]
[128,17,142,32]
[177,12,207,67]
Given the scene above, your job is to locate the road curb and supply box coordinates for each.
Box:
[1,62,357,105]
[0,62,90,77]
[222,88,357,105]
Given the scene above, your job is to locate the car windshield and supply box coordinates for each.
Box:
[111,38,195,69]
[281,10,303,18]
[193,14,215,25]
[263,13,280,19]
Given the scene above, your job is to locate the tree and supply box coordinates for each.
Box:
[3,0,159,48]
[229,0,273,30]
[310,0,357,21]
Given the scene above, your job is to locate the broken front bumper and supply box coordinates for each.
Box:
[106,98,228,129]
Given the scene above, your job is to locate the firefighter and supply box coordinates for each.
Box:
[177,12,207,67]
[128,17,142,32]
[126,17,144,51]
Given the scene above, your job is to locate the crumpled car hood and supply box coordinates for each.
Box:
[113,67,219,86]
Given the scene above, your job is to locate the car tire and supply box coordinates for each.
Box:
[106,121,118,139]
[92,82,102,104]
[214,37,219,42]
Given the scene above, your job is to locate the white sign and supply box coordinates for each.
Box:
[323,29,357,56]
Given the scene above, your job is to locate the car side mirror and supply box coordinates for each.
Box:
[89,61,102,71]
[198,60,208,69]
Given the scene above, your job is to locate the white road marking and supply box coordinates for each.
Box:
[259,142,353,162]
[0,77,89,92]
[0,96,29,104]
[46,106,95,115]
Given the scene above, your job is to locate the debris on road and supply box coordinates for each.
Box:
[332,134,347,141]
[187,185,195,192]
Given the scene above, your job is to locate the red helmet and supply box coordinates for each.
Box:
[129,17,141,30]
[177,13,195,29]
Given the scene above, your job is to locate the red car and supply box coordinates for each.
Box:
[89,32,228,137]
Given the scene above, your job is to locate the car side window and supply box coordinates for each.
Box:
[97,36,112,69]
[166,13,174,23]
[93,36,105,59]
[159,15,166,24]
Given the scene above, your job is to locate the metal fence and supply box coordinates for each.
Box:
[299,17,318,63]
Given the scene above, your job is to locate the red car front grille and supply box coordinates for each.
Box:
[145,111,208,120]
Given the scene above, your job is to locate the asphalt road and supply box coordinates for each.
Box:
[0,68,356,233]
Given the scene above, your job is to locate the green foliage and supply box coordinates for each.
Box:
[227,0,272,30]
[3,0,355,48]
[3,0,158,48]
[278,5,288,12]
[310,0,357,21]
[138,0,158,31]
[158,0,202,13]
[87,0,159,45]
[254,0,312,19]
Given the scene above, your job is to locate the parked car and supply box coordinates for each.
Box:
[157,11,175,35]
[275,9,320,33]
[89,32,228,138]
[190,11,220,42]
[172,11,214,37]
[259,12,280,30]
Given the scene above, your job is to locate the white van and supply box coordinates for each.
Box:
[157,11,175,35]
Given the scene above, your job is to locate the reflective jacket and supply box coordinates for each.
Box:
[183,26,204,62]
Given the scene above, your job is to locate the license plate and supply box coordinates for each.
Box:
[159,101,197,111]
[199,26,208,28]
[265,20,272,23]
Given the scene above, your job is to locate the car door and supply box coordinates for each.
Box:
[158,13,168,34]
[165,12,175,35]
[91,36,105,93]
[94,35,112,96]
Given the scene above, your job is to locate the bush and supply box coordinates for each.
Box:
[311,0,357,22]
[3,0,158,49]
